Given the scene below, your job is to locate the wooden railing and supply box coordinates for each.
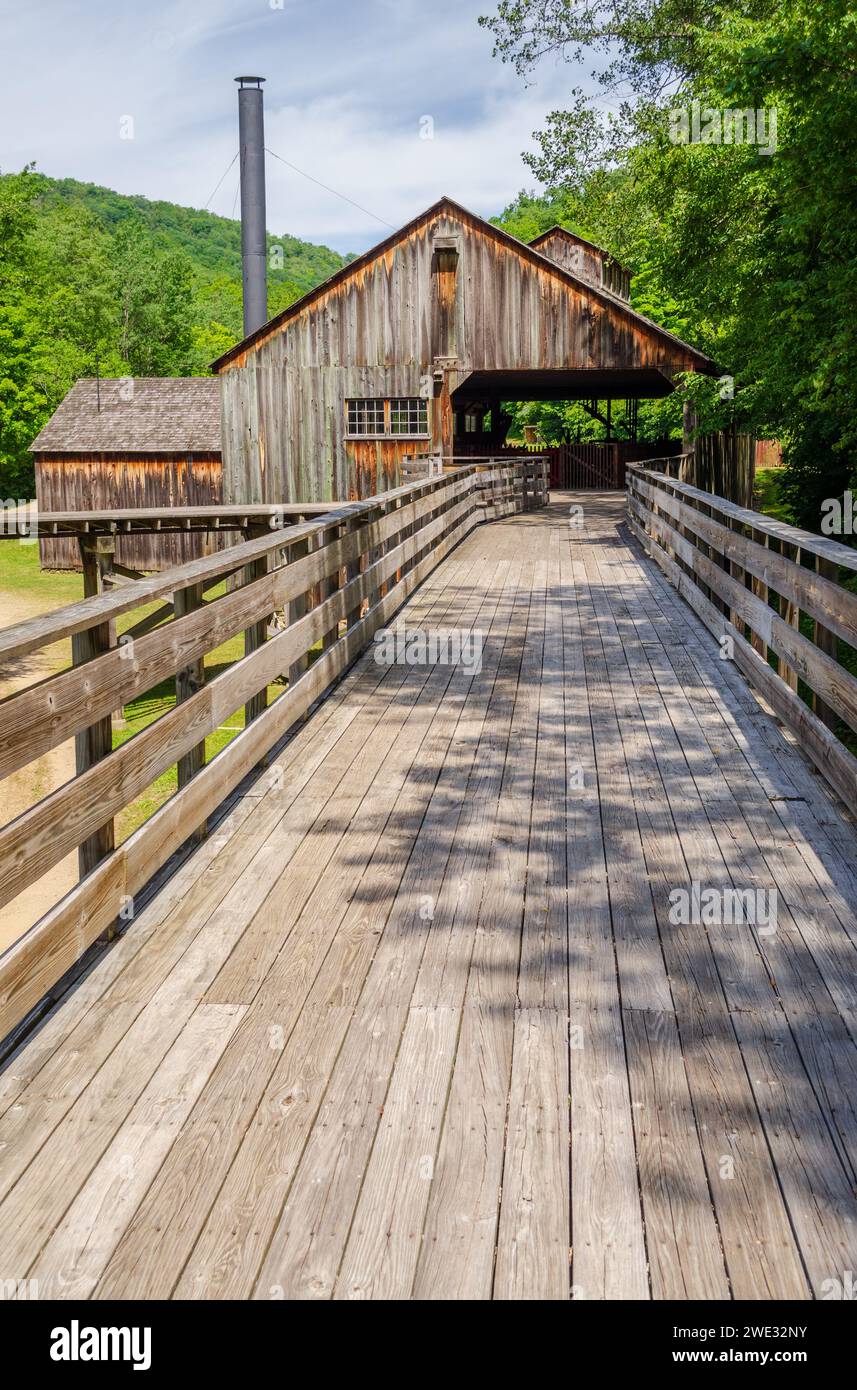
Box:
[0,461,545,1041]
[627,464,857,809]
[400,454,549,511]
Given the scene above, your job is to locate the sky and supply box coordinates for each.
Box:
[0,0,580,256]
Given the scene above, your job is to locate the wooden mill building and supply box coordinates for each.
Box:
[212,197,715,503]
[30,378,223,569]
[30,198,716,558]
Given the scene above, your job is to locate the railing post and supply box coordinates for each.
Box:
[174,579,207,842]
[814,555,839,729]
[243,524,272,725]
[370,499,390,603]
[73,535,116,878]
[728,517,748,636]
[748,527,770,662]
[779,542,800,691]
[345,514,364,630]
[287,532,311,688]
[322,523,343,651]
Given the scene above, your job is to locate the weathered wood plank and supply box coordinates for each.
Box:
[4,490,857,1303]
[27,1002,244,1298]
[93,552,502,1298]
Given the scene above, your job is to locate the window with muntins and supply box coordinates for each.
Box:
[389,398,429,435]
[346,399,386,436]
[346,398,430,437]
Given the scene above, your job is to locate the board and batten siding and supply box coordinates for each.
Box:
[34,452,225,570]
[217,204,707,506]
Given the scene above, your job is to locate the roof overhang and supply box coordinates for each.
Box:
[452,368,679,402]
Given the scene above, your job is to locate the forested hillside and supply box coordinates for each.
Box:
[0,169,349,494]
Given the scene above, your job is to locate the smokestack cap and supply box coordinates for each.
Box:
[235,76,265,87]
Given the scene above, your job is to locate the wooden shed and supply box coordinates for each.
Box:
[212,196,715,505]
[30,378,223,570]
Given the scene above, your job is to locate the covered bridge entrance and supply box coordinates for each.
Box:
[212,202,716,504]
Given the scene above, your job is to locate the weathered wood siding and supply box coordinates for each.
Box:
[35,453,224,570]
[218,205,706,505]
[530,230,604,288]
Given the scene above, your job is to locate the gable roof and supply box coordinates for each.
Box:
[529,224,628,268]
[210,195,715,374]
[29,378,222,454]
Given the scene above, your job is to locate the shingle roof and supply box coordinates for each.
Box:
[29,378,222,454]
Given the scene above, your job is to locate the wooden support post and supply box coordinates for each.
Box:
[814,555,840,730]
[779,542,800,691]
[728,517,748,638]
[749,528,769,661]
[73,536,116,879]
[243,525,272,726]
[174,581,207,842]
[321,524,344,652]
[345,514,364,630]
[400,488,416,579]
[287,533,311,688]
[371,501,389,604]
[391,496,405,584]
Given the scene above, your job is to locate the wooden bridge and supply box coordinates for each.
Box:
[2,458,857,1300]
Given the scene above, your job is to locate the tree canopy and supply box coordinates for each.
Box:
[0,169,348,496]
[483,0,857,528]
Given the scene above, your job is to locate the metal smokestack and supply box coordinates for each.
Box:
[235,76,268,337]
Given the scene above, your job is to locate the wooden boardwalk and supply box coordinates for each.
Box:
[2,491,857,1300]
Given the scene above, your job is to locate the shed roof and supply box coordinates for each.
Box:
[29,378,222,454]
[210,195,715,375]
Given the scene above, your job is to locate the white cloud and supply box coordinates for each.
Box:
[0,0,580,253]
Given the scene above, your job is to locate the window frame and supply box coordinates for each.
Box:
[345,397,431,440]
[389,397,429,437]
[345,398,387,438]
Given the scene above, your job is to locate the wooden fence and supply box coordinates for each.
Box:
[451,442,681,491]
[0,460,546,1042]
[642,433,756,509]
[627,464,857,810]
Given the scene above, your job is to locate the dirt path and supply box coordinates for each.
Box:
[0,589,77,954]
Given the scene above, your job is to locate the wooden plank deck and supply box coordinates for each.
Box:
[2,490,857,1300]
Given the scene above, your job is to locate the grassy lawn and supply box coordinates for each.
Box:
[113,628,290,841]
[752,465,793,525]
[0,543,320,841]
[0,537,82,605]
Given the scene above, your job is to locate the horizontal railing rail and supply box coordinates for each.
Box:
[0,460,547,1041]
[0,501,341,541]
[627,463,857,811]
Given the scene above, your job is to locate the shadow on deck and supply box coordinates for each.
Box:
[2,492,857,1300]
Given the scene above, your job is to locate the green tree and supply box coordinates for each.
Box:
[483,0,857,530]
[111,223,194,376]
[0,168,121,494]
